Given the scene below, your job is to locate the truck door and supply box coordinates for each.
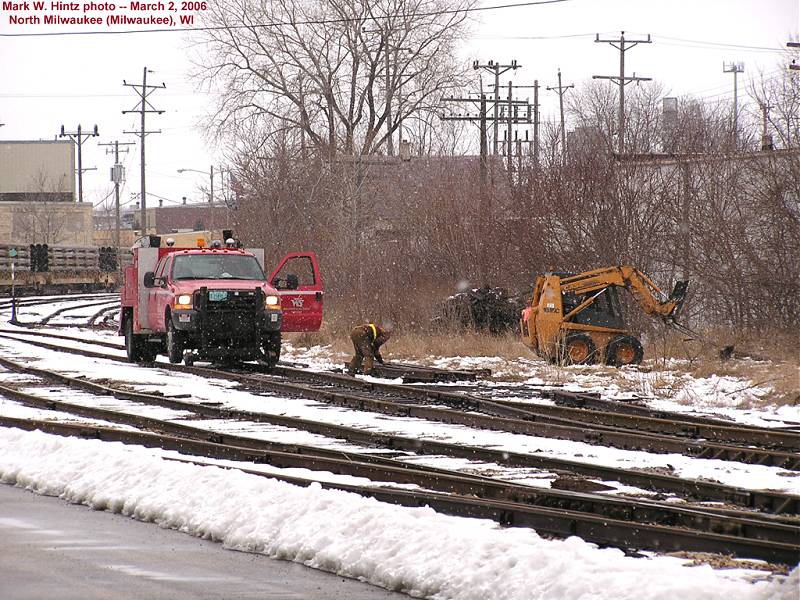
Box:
[268,252,323,332]
[147,255,171,332]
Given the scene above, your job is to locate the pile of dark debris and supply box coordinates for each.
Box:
[435,286,528,335]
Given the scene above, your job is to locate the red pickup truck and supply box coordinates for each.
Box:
[119,235,323,367]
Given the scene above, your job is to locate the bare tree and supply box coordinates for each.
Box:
[198,0,474,158]
[748,63,800,148]
[13,171,70,245]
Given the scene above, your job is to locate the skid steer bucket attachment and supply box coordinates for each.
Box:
[668,280,689,317]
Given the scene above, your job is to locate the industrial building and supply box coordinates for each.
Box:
[0,140,94,246]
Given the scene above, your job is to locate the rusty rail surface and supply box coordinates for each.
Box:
[0,406,797,565]
[0,338,797,517]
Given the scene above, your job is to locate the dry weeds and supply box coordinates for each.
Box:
[288,317,799,408]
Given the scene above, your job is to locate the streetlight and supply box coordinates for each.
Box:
[177,166,214,205]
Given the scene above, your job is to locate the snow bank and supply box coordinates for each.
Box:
[0,428,795,600]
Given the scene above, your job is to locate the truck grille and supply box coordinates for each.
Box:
[195,288,260,312]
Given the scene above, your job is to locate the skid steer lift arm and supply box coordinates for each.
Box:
[559,266,689,320]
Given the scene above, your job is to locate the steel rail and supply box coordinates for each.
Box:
[0,414,796,565]
[38,299,120,326]
[4,327,795,452]
[222,367,800,471]
[0,293,118,311]
[2,328,799,473]
[3,356,798,534]
[0,342,797,516]
[271,364,800,454]
[459,394,800,451]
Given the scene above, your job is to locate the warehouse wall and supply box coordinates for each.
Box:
[0,140,74,202]
[0,201,93,246]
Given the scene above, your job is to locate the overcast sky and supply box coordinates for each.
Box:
[0,0,797,214]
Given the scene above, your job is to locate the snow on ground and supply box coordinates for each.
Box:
[0,427,796,600]
[0,303,798,596]
[374,351,800,430]
[0,335,797,495]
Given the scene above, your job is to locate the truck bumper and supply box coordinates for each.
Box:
[170,308,282,335]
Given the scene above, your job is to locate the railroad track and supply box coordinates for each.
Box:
[0,294,119,328]
[0,329,798,517]
[0,365,797,565]
[2,328,797,459]
[36,299,119,326]
[0,293,118,312]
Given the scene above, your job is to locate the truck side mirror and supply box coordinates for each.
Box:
[143,271,156,288]
[286,274,299,290]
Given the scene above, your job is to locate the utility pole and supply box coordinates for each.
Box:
[787,41,799,70]
[442,95,489,193]
[123,67,165,235]
[473,60,520,155]
[442,92,531,187]
[759,103,774,151]
[99,140,135,251]
[441,91,531,180]
[547,69,574,162]
[593,31,652,156]
[500,81,538,167]
[384,28,394,156]
[59,124,99,203]
[506,81,513,173]
[533,80,539,166]
[722,61,745,147]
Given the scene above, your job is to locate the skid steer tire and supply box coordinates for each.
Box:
[606,335,644,367]
[562,333,597,365]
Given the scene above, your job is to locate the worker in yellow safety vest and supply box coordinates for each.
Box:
[347,323,392,375]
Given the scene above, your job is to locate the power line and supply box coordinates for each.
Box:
[593,31,652,155]
[653,35,784,53]
[546,68,573,162]
[123,67,166,235]
[473,60,521,155]
[99,139,136,250]
[0,0,574,38]
[59,124,99,203]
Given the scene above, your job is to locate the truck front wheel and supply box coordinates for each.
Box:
[261,331,281,369]
[166,319,185,364]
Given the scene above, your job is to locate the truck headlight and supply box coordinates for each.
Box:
[265,295,281,308]
[175,294,193,309]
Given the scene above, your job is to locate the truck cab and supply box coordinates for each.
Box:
[119,234,323,367]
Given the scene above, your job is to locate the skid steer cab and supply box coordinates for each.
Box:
[119,234,323,368]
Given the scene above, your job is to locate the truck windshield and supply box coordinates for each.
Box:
[172,254,266,281]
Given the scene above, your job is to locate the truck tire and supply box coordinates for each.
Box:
[166,319,184,364]
[124,315,155,363]
[261,331,281,369]
[562,333,597,365]
[606,335,644,366]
